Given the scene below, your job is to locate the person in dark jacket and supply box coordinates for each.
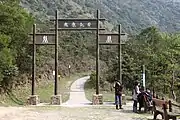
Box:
[114,80,123,109]
[137,87,145,112]
[137,88,153,112]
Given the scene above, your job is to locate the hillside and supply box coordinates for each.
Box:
[1,0,180,103]
[20,0,180,33]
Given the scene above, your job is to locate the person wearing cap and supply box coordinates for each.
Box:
[132,81,140,113]
[113,80,123,109]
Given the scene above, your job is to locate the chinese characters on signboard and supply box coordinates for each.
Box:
[59,21,96,28]
[99,34,128,44]
[29,34,55,44]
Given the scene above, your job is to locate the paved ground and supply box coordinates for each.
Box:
[61,76,91,107]
[0,76,155,120]
[0,103,154,120]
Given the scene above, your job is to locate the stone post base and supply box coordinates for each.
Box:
[122,94,126,105]
[92,94,103,105]
[51,95,62,105]
[27,95,40,105]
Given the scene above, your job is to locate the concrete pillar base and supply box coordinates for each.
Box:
[50,95,62,105]
[92,94,103,105]
[122,94,126,105]
[27,95,40,105]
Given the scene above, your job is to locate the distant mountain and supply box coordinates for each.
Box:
[20,0,180,33]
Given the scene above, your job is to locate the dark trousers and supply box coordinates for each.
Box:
[115,94,122,106]
[133,100,138,112]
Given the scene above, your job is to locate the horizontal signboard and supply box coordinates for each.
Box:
[58,20,97,29]
[29,33,55,45]
[99,33,128,44]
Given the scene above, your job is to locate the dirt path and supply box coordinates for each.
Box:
[0,76,154,120]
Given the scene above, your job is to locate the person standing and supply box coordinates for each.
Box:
[132,81,140,113]
[114,80,123,110]
[137,86,145,112]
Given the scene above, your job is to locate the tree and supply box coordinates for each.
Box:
[0,0,34,93]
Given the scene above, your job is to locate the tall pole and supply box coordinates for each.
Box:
[54,10,58,95]
[142,65,146,90]
[118,24,122,84]
[32,24,36,95]
[96,9,100,95]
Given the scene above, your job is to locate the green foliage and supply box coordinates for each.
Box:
[112,27,180,101]
[0,34,17,93]
[1,0,180,104]
[21,0,180,33]
[20,0,180,100]
[0,0,34,93]
[84,26,180,102]
[86,71,96,89]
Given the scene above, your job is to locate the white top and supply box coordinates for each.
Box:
[132,85,140,101]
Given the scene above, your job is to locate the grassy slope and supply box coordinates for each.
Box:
[84,80,133,103]
[0,72,89,106]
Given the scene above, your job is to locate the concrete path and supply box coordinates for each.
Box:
[62,76,91,107]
